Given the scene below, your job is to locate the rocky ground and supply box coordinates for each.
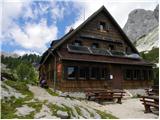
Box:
[1,80,116,119]
[92,99,158,119]
[1,80,159,119]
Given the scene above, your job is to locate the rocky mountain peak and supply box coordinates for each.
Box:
[1,51,19,58]
[154,4,159,21]
[123,5,159,42]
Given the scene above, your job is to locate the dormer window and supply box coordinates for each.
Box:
[125,47,131,54]
[108,44,115,50]
[99,22,106,31]
[91,43,99,49]
[74,40,82,46]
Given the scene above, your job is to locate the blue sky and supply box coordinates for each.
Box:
[1,0,158,55]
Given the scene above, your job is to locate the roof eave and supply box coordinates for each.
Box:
[61,58,153,66]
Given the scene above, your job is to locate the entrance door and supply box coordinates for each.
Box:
[111,65,123,89]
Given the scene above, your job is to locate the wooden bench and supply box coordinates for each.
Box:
[85,88,108,100]
[85,89,125,104]
[95,91,125,104]
[140,95,159,113]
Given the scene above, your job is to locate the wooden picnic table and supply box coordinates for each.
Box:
[140,95,159,113]
[141,95,159,100]
[85,89,125,104]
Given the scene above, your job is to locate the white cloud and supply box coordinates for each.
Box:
[23,5,33,18]
[2,0,64,54]
[65,0,158,32]
[9,20,57,53]
[51,5,64,20]
[50,1,71,21]
[2,0,30,31]
[13,49,40,56]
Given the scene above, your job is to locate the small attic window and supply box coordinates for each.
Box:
[125,47,131,54]
[91,43,99,49]
[74,40,82,46]
[99,22,106,31]
[108,44,115,51]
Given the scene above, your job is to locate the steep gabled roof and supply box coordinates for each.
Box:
[52,5,139,54]
[39,30,75,64]
[40,6,140,65]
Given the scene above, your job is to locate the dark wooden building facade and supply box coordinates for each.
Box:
[39,6,153,91]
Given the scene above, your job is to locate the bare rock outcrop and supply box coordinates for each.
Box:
[123,5,159,42]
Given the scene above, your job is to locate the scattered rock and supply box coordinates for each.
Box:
[1,82,25,99]
[57,110,69,119]
[125,89,146,97]
[34,105,58,119]
[79,107,91,118]
[61,92,86,99]
[16,105,35,116]
[24,99,36,103]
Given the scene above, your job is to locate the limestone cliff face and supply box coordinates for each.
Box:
[154,5,159,21]
[123,5,159,42]
[135,26,159,52]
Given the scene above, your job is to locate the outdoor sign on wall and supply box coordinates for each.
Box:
[57,63,62,73]
[110,74,113,79]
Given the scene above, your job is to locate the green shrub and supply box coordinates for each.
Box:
[140,48,159,63]
[15,62,38,85]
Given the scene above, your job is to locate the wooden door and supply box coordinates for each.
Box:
[111,65,123,89]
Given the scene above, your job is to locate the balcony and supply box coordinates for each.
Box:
[67,44,128,57]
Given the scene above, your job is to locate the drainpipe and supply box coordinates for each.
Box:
[48,48,57,91]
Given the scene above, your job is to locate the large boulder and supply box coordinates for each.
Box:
[57,110,69,119]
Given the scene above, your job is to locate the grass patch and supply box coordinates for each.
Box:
[15,100,45,119]
[1,84,9,91]
[62,104,75,118]
[75,106,83,116]
[75,105,95,118]
[48,103,75,118]
[82,107,95,118]
[1,97,18,119]
[17,101,44,119]
[1,96,30,119]
[4,80,33,100]
[95,109,118,119]
[1,96,44,119]
[46,88,59,96]
[1,80,35,119]
[27,102,43,113]
[48,103,67,117]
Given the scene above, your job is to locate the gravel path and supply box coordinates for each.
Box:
[89,98,159,119]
